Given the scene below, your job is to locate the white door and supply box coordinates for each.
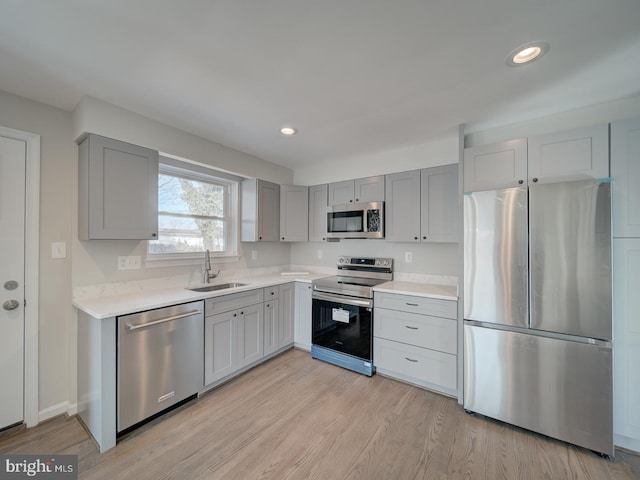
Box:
[0,135,26,429]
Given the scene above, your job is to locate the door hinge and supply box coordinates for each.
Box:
[23,299,27,308]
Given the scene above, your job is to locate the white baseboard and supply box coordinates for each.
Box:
[38,401,78,423]
[615,434,640,454]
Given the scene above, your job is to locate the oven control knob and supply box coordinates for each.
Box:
[344,258,350,264]
[375,259,380,265]
[383,260,389,266]
[338,257,344,263]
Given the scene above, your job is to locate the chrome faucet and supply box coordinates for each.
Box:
[202,249,220,283]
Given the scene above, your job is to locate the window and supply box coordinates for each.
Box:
[148,160,239,263]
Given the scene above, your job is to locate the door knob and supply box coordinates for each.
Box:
[3,299,19,311]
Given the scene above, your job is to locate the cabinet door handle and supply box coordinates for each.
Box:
[532,178,538,183]
[422,236,427,240]
[355,198,359,202]
[406,302,419,307]
[271,292,275,295]
[405,325,418,330]
[518,179,524,185]
[405,357,418,363]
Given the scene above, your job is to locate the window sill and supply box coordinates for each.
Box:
[146,253,240,269]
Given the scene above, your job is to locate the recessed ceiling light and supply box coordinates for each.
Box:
[507,42,550,67]
[280,127,298,136]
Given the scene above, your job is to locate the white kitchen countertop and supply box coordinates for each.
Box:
[73,272,327,319]
[74,271,459,319]
[373,281,458,301]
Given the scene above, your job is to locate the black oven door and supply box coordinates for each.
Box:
[312,292,373,361]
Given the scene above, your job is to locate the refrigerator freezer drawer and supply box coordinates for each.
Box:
[464,324,613,456]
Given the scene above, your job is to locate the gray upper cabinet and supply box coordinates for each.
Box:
[387,166,459,243]
[241,179,280,242]
[611,117,640,237]
[328,180,355,205]
[355,175,385,202]
[420,164,459,243]
[385,170,421,242]
[308,184,328,242]
[528,124,609,184]
[463,138,527,192]
[78,133,159,240]
[328,175,384,205]
[280,185,309,242]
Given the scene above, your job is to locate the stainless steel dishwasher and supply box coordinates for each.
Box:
[117,301,204,433]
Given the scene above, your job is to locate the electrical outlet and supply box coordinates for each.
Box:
[317,249,323,259]
[404,251,413,263]
[251,250,258,260]
[118,255,141,270]
[51,242,66,259]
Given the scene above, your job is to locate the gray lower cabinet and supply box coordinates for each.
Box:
[263,284,295,356]
[294,282,312,349]
[204,290,264,385]
[77,133,159,240]
[278,283,295,347]
[263,286,280,356]
[374,291,458,396]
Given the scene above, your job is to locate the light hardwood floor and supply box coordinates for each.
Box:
[1,349,638,479]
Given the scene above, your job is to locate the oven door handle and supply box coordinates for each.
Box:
[312,291,373,308]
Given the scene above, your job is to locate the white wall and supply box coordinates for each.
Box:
[291,241,458,277]
[74,97,293,185]
[71,97,294,288]
[464,95,640,147]
[293,127,462,278]
[0,91,297,420]
[294,127,460,185]
[0,90,74,419]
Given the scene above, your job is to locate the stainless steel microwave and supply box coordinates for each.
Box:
[326,202,384,239]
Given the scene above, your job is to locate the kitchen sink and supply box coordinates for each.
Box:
[187,282,248,292]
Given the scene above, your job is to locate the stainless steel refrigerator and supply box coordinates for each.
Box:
[463,180,613,457]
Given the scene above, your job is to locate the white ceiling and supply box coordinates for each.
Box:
[1,0,639,169]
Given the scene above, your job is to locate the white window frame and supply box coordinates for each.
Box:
[146,158,240,268]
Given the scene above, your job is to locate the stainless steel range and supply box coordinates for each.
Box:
[311,256,393,376]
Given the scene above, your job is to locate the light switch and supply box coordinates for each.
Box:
[251,250,258,260]
[51,242,66,259]
[404,251,413,263]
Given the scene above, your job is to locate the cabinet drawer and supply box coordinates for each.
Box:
[374,308,456,354]
[205,289,264,316]
[374,292,457,319]
[374,337,456,391]
[263,286,279,300]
